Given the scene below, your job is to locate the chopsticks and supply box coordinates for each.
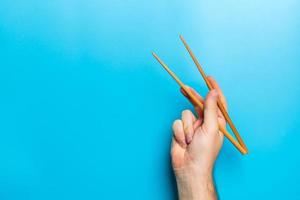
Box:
[152,38,248,155]
[179,35,248,153]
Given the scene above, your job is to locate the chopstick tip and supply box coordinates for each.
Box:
[151,52,157,58]
[179,34,184,41]
[241,148,248,155]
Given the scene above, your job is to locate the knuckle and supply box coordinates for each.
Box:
[203,122,218,134]
[172,119,181,130]
[183,125,189,133]
[182,109,191,116]
[207,105,218,112]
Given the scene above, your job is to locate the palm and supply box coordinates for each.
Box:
[172,118,225,170]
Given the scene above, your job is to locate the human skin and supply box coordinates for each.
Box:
[171,76,227,200]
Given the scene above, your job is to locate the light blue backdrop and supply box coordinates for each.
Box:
[0,0,300,199]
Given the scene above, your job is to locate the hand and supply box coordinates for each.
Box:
[171,76,227,200]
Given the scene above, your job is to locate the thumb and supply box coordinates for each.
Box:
[203,89,219,134]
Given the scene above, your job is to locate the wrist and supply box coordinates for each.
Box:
[174,162,213,179]
[175,165,215,200]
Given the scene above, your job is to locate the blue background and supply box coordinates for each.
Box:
[0,0,300,199]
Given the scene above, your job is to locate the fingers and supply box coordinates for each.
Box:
[203,90,219,134]
[193,118,203,130]
[180,86,204,118]
[180,86,204,105]
[181,110,195,144]
[172,109,198,147]
[207,76,227,111]
[172,120,187,148]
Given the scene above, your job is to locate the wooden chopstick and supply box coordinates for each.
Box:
[179,35,248,153]
[152,52,247,155]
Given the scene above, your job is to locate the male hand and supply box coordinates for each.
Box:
[171,76,227,200]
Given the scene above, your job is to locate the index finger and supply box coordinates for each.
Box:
[180,86,204,118]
